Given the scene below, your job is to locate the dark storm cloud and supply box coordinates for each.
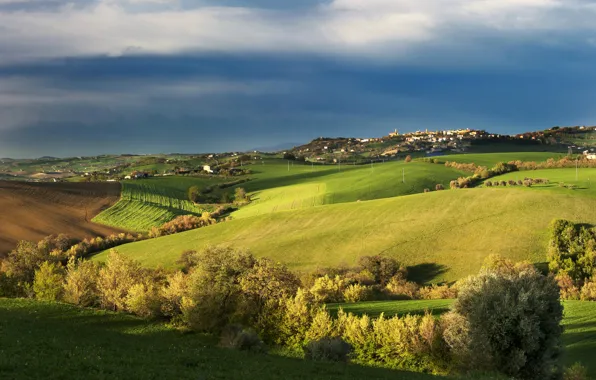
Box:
[2,0,596,157]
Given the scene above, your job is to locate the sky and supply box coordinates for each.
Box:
[1,0,596,157]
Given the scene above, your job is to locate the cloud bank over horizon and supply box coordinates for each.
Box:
[1,0,596,157]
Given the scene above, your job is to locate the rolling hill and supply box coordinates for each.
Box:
[94,187,596,283]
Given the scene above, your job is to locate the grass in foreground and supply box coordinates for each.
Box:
[0,298,441,380]
[96,188,596,283]
[1,298,593,379]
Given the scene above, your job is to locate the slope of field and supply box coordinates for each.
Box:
[438,152,565,167]
[95,188,596,283]
[488,168,596,197]
[93,177,225,231]
[0,298,441,380]
[0,181,123,254]
[233,160,464,219]
[328,299,596,377]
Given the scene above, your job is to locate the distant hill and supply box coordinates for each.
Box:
[251,142,303,152]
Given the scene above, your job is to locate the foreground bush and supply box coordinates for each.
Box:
[304,337,352,362]
[446,256,563,379]
[33,261,65,301]
[63,259,100,307]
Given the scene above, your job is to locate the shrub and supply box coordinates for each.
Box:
[219,324,266,353]
[234,187,248,203]
[435,184,445,191]
[276,288,317,350]
[385,274,420,299]
[304,337,352,362]
[405,155,412,163]
[126,282,163,318]
[180,246,256,332]
[484,181,492,187]
[564,363,589,380]
[424,188,430,193]
[342,284,371,303]
[97,250,144,311]
[448,255,564,379]
[517,180,523,186]
[310,275,347,303]
[357,255,403,286]
[419,284,457,300]
[580,280,596,301]
[499,180,507,187]
[160,271,188,321]
[33,261,65,301]
[555,273,581,300]
[239,258,301,340]
[63,258,100,307]
[450,180,460,189]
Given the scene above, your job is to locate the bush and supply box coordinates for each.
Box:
[448,256,564,379]
[580,280,596,301]
[33,261,65,301]
[419,284,457,300]
[405,155,412,163]
[484,181,492,187]
[160,271,188,322]
[342,283,371,303]
[304,337,352,362]
[385,274,419,299]
[556,273,580,300]
[435,184,445,191]
[219,324,266,353]
[564,363,589,380]
[310,275,347,303]
[63,258,100,307]
[180,246,256,332]
[126,282,163,318]
[97,250,144,311]
[357,255,402,286]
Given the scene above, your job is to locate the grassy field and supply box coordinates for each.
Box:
[0,298,443,380]
[94,188,596,283]
[93,177,225,231]
[488,168,596,198]
[1,298,592,379]
[437,152,565,167]
[327,299,596,377]
[233,160,464,219]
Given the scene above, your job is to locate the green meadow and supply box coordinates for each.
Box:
[233,159,464,219]
[94,187,596,283]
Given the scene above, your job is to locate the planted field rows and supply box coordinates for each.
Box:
[93,177,224,231]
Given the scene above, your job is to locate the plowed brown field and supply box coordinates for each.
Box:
[0,181,124,254]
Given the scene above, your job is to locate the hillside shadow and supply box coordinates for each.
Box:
[407,263,448,284]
